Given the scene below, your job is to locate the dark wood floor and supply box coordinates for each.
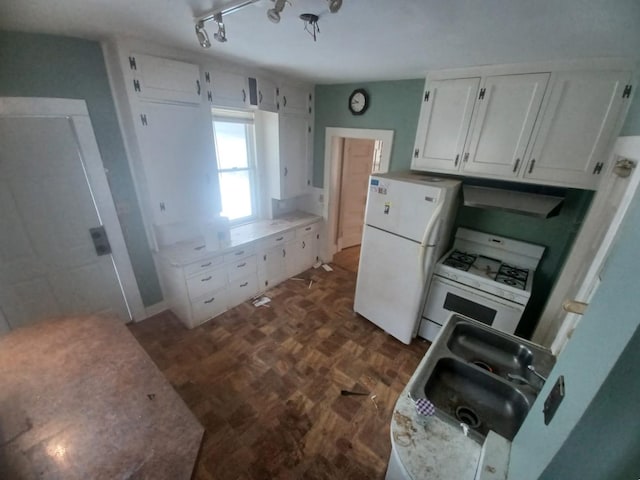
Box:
[332,246,361,273]
[129,263,429,480]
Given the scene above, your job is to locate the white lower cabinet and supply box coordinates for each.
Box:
[157,219,321,328]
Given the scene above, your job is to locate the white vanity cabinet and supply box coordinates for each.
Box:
[411,61,634,190]
[157,217,322,329]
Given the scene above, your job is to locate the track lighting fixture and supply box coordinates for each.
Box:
[194,0,345,45]
[195,21,211,48]
[328,0,342,13]
[267,0,288,24]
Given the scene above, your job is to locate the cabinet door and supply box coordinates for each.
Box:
[136,102,216,225]
[523,70,632,189]
[279,84,311,116]
[258,246,286,289]
[204,69,249,109]
[131,54,201,104]
[284,240,300,277]
[412,77,480,172]
[297,233,315,271]
[463,73,549,178]
[257,77,278,112]
[279,114,310,199]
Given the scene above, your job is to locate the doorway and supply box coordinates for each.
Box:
[0,98,144,332]
[322,128,393,272]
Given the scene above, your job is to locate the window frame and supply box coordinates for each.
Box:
[211,109,258,225]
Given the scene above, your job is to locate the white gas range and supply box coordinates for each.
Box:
[418,227,545,342]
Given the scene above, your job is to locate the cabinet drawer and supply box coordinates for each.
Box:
[227,255,257,282]
[228,274,258,307]
[184,255,224,278]
[259,230,295,249]
[186,267,227,300]
[224,245,255,263]
[297,222,319,237]
[191,288,228,326]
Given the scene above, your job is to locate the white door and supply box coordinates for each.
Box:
[463,73,549,178]
[412,77,480,172]
[365,176,441,242]
[523,70,632,189]
[279,114,309,199]
[0,115,130,329]
[338,138,375,249]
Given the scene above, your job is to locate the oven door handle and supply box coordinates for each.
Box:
[419,201,444,282]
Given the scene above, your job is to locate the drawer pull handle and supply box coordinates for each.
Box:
[201,276,212,282]
[237,262,246,268]
[235,250,244,256]
[282,249,286,257]
[204,297,215,304]
[276,236,284,241]
[305,226,312,231]
[200,262,212,267]
[194,245,205,251]
[240,282,248,287]
[302,241,306,248]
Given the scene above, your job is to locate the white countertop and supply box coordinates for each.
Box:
[155,212,322,266]
[391,356,481,480]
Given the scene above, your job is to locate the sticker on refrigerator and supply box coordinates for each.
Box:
[370,178,379,186]
[384,202,391,214]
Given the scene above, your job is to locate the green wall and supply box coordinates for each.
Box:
[509,178,640,480]
[313,80,424,187]
[0,31,162,306]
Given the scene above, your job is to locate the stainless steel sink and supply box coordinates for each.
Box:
[409,314,555,442]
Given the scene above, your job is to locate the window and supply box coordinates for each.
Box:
[212,109,257,223]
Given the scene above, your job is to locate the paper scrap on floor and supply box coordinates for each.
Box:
[313,261,322,269]
[252,296,271,307]
[322,264,333,272]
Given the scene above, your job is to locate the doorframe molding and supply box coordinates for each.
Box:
[322,127,394,259]
[0,97,146,322]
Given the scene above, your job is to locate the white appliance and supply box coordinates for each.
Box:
[354,172,461,344]
[419,227,545,341]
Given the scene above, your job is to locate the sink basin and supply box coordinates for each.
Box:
[408,314,556,442]
[447,322,535,379]
[424,358,531,440]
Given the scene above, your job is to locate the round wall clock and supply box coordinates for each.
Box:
[348,88,369,115]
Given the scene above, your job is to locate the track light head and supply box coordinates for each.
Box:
[195,22,211,48]
[328,0,343,13]
[267,0,287,23]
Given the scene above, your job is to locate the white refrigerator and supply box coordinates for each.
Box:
[354,172,461,344]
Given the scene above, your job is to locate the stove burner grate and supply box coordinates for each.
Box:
[498,264,529,283]
[443,250,476,271]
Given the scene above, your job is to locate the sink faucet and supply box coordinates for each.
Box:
[527,365,547,382]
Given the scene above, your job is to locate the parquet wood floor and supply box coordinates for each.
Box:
[331,246,361,273]
[129,263,430,480]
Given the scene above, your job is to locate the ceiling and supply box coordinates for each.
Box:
[2,0,639,84]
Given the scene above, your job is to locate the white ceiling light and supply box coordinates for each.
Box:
[194,0,260,46]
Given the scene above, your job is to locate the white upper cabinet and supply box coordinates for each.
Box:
[135,102,217,226]
[203,68,250,109]
[411,61,633,190]
[278,83,312,116]
[254,77,278,112]
[412,77,480,172]
[129,53,202,104]
[462,73,549,178]
[279,114,310,198]
[523,70,633,188]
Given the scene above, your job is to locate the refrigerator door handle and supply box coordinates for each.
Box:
[419,201,444,283]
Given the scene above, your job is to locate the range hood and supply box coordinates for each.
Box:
[463,185,565,218]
